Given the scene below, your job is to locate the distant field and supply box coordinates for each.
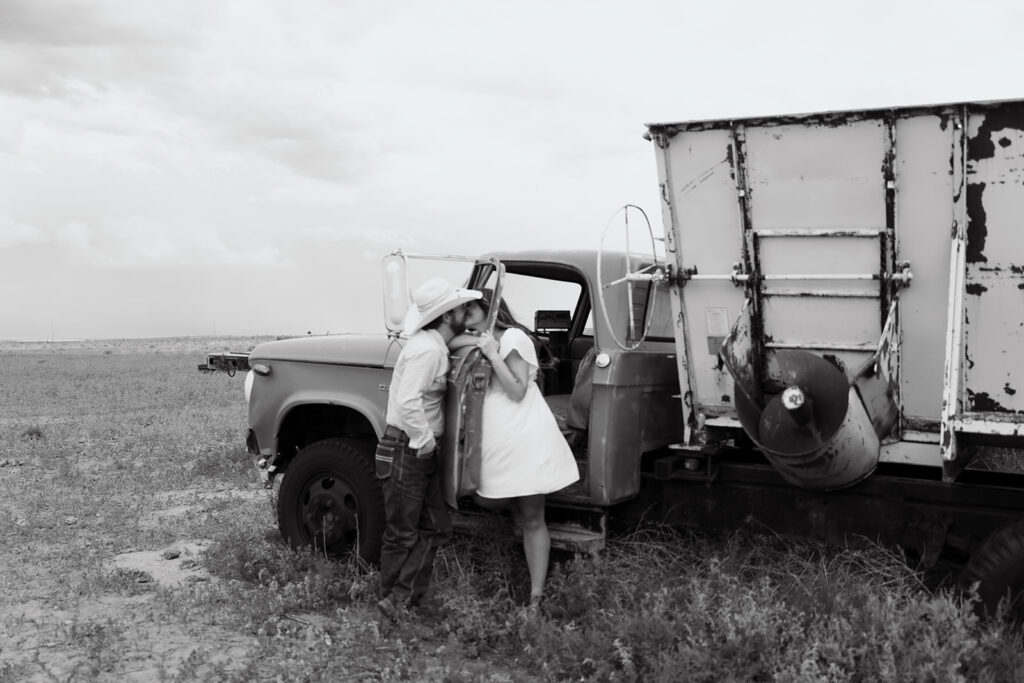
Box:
[2,339,1023,681]
[0,335,279,355]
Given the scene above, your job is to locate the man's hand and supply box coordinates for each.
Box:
[415,437,437,457]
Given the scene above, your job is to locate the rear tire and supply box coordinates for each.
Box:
[277,438,385,563]
[960,517,1024,621]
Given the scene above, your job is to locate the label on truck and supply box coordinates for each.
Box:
[705,308,729,355]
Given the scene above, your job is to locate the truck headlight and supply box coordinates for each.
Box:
[244,370,255,405]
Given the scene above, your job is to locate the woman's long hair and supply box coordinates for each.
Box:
[477,288,557,370]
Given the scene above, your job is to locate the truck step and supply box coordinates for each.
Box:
[451,508,606,554]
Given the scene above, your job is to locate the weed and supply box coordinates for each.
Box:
[203,528,377,612]
[19,425,44,440]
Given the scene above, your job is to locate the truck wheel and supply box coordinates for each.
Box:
[960,517,1024,621]
[277,438,385,563]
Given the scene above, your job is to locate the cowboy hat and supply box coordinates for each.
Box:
[402,277,482,336]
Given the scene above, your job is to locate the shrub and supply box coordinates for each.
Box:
[426,526,1024,681]
[20,425,44,440]
[203,532,376,611]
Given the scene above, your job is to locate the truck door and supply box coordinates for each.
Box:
[440,259,504,508]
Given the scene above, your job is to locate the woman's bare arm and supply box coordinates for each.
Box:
[448,333,479,351]
[477,333,530,402]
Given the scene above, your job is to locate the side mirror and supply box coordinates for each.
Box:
[382,252,410,335]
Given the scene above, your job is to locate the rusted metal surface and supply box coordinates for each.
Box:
[650,98,1024,484]
[655,128,713,445]
[719,299,762,411]
[963,101,1024,415]
[440,348,491,509]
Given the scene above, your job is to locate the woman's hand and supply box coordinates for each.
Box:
[476,332,499,360]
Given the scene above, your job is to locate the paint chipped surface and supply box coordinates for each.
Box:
[650,99,1024,464]
[964,103,1024,415]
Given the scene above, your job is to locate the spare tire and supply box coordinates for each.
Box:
[960,517,1024,622]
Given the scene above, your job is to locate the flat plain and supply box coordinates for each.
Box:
[1,337,274,679]
[0,337,535,681]
[2,337,1023,682]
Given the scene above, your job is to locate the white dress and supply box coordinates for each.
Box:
[477,328,581,499]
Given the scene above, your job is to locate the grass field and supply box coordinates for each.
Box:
[2,338,1023,681]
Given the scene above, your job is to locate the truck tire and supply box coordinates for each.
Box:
[960,517,1024,621]
[277,438,385,563]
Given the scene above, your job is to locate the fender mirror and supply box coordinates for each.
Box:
[382,252,410,335]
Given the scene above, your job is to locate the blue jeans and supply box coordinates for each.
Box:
[378,435,452,605]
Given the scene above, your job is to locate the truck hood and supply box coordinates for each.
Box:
[248,334,398,367]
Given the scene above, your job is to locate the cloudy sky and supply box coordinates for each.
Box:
[1,0,1020,339]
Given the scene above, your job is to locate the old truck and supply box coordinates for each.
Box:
[203,98,1024,618]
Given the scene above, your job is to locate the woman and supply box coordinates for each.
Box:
[450,289,580,610]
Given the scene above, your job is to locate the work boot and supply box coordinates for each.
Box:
[377,596,402,623]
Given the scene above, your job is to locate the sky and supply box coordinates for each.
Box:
[1,0,1022,339]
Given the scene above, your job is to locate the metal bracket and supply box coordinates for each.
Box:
[672,261,750,288]
[887,261,913,288]
[656,444,722,483]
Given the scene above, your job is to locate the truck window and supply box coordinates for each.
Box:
[481,271,583,333]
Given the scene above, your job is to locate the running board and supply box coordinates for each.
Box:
[451,507,606,554]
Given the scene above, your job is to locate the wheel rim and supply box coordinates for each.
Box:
[299,473,360,556]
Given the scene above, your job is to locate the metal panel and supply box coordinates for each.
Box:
[743,119,888,378]
[684,280,745,413]
[744,121,887,230]
[894,111,956,422]
[964,102,1024,413]
[660,128,747,416]
[758,236,879,297]
[762,297,879,347]
[965,277,1024,412]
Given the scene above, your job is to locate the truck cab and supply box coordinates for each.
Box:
[438,251,683,546]
[208,248,681,562]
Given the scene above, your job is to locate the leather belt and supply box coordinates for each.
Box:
[384,425,410,444]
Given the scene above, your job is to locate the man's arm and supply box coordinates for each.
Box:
[391,346,443,452]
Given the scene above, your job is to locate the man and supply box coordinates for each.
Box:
[376,277,481,621]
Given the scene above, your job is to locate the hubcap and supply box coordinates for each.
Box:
[300,474,360,555]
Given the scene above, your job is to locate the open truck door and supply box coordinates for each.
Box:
[440,258,504,508]
[380,250,504,509]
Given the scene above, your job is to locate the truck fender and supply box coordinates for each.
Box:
[268,390,388,461]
